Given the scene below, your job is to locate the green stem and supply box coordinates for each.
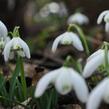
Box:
[46,89,58,109]
[19,57,27,100]
[63,55,82,72]
[63,55,71,67]
[67,24,90,56]
[104,42,109,74]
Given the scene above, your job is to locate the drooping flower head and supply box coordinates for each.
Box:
[67,12,89,25]
[3,26,30,61]
[52,32,84,53]
[0,20,8,38]
[35,66,89,103]
[0,20,10,51]
[39,2,67,18]
[83,49,105,78]
[97,10,109,32]
[86,77,109,109]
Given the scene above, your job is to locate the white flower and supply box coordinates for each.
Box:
[83,49,105,78]
[67,12,89,25]
[48,2,60,14]
[35,67,89,103]
[97,10,109,32]
[52,32,84,53]
[0,21,10,51]
[0,36,10,50]
[39,2,60,18]
[3,37,30,61]
[0,21,8,38]
[86,78,109,109]
[39,2,67,18]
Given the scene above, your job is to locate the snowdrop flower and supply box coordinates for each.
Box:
[35,67,89,103]
[3,37,30,61]
[83,49,105,78]
[97,10,109,32]
[52,32,84,53]
[0,20,8,38]
[0,21,10,51]
[67,12,89,25]
[48,2,60,14]
[86,77,109,109]
[39,2,67,18]
[39,2,60,18]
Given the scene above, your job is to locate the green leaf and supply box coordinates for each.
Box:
[9,57,20,100]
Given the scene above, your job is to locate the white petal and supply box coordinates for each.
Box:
[103,80,109,103]
[105,23,109,33]
[86,78,109,109]
[3,40,13,61]
[55,67,72,95]
[87,49,103,62]
[35,70,58,97]
[0,21,8,38]
[69,32,84,51]
[51,33,64,53]
[48,2,60,14]
[83,52,104,78]
[70,68,89,103]
[67,13,89,25]
[18,37,30,59]
[97,10,109,24]
[104,13,109,22]
[4,36,10,44]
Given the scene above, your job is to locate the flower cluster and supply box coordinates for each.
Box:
[1,9,109,109]
[0,21,30,62]
[3,37,30,61]
[34,10,109,109]
[83,47,109,109]
[35,23,89,103]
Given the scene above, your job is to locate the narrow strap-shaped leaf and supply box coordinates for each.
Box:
[9,56,20,100]
[19,57,27,100]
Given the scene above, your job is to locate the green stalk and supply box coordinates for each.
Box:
[104,42,109,74]
[46,89,58,109]
[19,57,27,100]
[68,24,90,56]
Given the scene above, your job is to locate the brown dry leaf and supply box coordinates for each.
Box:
[0,104,5,109]
[9,62,49,86]
[72,104,82,109]
[65,104,82,109]
[12,98,31,109]
[12,105,24,109]
[32,66,48,86]
[9,63,37,78]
